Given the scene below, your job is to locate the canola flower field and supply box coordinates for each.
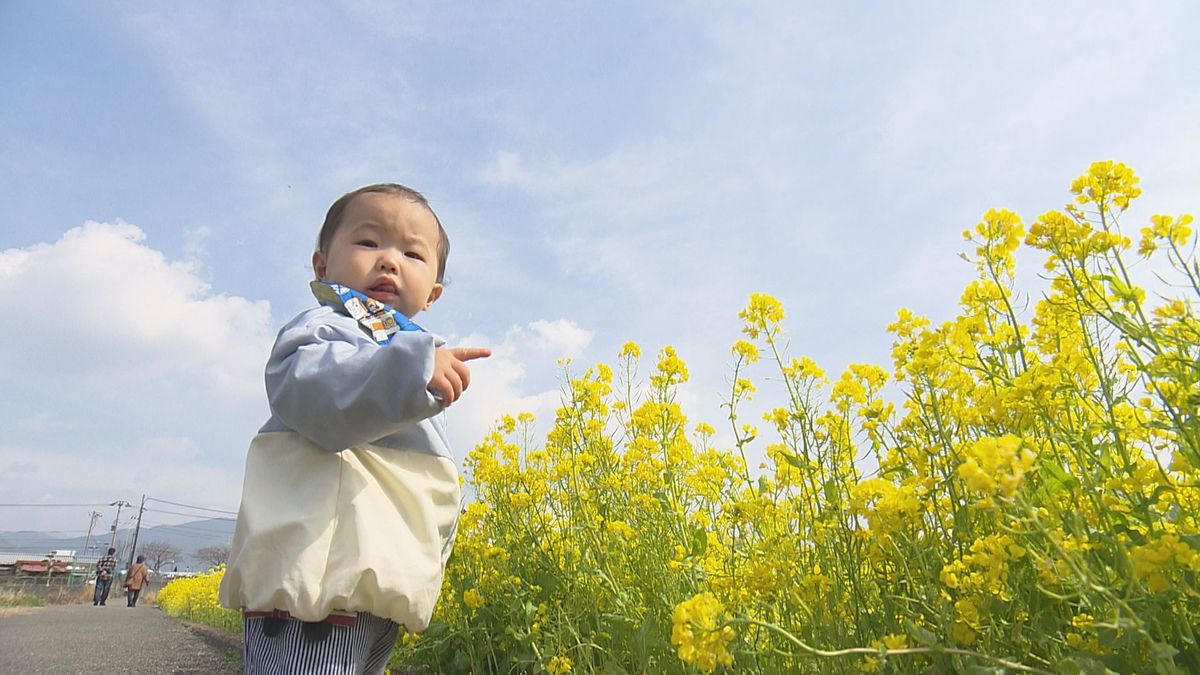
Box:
[159,163,1199,673]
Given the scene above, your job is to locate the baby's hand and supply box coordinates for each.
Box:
[428,347,491,406]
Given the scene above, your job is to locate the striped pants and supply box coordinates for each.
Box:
[243,612,399,674]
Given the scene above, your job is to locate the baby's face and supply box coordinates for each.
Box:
[312,193,443,318]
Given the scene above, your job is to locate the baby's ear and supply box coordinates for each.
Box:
[311,251,326,279]
[424,283,444,310]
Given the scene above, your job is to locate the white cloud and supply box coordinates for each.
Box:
[0,222,272,532]
[439,319,595,461]
[183,226,212,266]
[0,220,273,400]
[525,320,594,360]
[479,150,536,188]
[138,436,203,461]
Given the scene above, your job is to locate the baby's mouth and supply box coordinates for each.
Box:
[366,281,398,301]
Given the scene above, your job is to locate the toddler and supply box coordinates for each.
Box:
[219,184,489,674]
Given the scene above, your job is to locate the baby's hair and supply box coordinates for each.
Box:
[318,183,450,283]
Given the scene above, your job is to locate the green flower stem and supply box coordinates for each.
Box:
[730,618,1052,674]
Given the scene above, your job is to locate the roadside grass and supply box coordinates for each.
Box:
[57,585,94,605]
[0,583,97,610]
[0,589,44,607]
[0,588,45,616]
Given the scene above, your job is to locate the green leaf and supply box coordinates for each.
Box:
[1037,458,1077,497]
[782,449,805,470]
[1054,657,1083,675]
[1150,641,1181,672]
[422,621,449,640]
[451,648,472,672]
[653,489,673,512]
[599,660,632,675]
[823,479,839,504]
[1111,525,1147,546]
[691,527,708,557]
[906,620,940,647]
[1064,655,1118,675]
[758,476,772,495]
[532,568,560,595]
[1111,616,1141,631]
[1094,652,1134,673]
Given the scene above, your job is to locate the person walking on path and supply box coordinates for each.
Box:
[93,547,117,606]
[125,555,151,607]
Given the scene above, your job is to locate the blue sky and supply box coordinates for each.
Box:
[2,2,1197,533]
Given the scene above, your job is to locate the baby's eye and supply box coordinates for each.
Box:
[405,251,425,261]
[355,239,378,248]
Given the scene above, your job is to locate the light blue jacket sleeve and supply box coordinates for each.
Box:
[264,307,444,452]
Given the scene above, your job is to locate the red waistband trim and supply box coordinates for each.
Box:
[243,609,358,627]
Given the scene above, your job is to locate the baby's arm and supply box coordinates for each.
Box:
[266,311,446,451]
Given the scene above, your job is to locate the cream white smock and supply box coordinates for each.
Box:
[218,306,460,631]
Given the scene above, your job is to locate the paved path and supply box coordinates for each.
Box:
[0,603,241,674]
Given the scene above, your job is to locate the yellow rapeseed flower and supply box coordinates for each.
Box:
[732,339,760,363]
[1071,160,1142,211]
[463,588,484,610]
[958,435,1036,498]
[1140,213,1194,256]
[619,341,641,359]
[651,345,690,387]
[739,293,785,339]
[882,634,907,650]
[671,592,735,672]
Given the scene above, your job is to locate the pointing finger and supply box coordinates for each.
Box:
[448,347,492,362]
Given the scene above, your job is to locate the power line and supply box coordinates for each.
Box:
[145,497,236,515]
[0,542,93,549]
[0,503,116,508]
[0,542,90,550]
[1,527,93,534]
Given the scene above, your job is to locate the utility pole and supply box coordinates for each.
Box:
[82,511,102,558]
[108,500,131,549]
[125,495,147,574]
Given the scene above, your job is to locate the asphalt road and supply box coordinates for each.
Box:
[0,603,242,674]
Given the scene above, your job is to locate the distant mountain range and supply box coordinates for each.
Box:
[0,518,235,572]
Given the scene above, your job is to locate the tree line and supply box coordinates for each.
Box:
[133,541,229,572]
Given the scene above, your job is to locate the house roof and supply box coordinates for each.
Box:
[16,560,72,574]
